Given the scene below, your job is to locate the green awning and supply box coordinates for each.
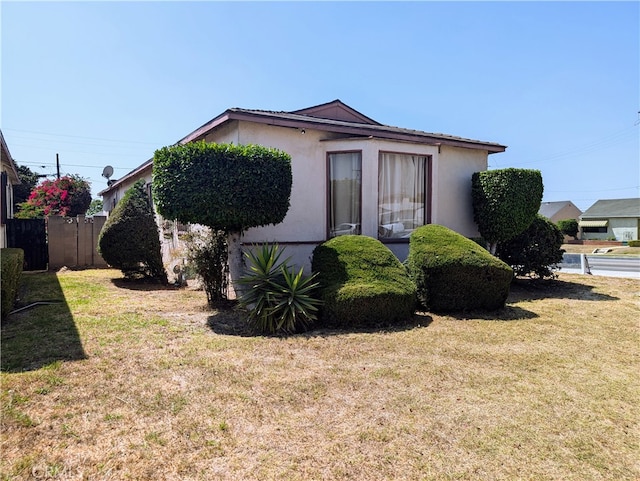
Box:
[579,220,608,228]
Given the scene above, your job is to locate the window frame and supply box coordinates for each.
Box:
[377,150,432,243]
[326,150,363,239]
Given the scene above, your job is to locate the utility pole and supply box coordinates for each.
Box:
[56,153,60,179]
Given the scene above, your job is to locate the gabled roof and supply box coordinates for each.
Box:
[178,99,507,153]
[581,198,640,218]
[100,100,507,196]
[538,200,581,219]
[0,129,21,184]
[291,99,382,125]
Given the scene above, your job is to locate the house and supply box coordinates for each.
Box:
[579,198,640,241]
[538,200,582,225]
[1,129,21,248]
[100,100,506,271]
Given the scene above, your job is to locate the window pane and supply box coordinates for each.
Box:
[378,153,426,239]
[329,152,361,237]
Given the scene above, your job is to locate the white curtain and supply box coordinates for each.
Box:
[378,153,426,238]
[329,152,361,236]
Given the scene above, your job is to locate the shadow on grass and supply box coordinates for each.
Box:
[445,305,539,322]
[442,278,618,322]
[111,278,179,291]
[206,309,433,338]
[1,272,86,372]
[508,278,619,302]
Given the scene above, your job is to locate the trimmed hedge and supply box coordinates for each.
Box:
[153,142,292,232]
[311,235,416,327]
[497,214,564,279]
[98,180,167,283]
[407,225,512,312]
[628,240,640,247]
[471,168,543,251]
[1,248,24,319]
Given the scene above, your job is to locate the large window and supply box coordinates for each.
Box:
[328,152,362,237]
[378,152,428,239]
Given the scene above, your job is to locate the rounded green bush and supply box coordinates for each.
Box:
[98,180,167,283]
[497,215,564,279]
[311,235,416,327]
[628,240,640,247]
[407,225,512,312]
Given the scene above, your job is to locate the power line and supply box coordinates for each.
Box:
[515,125,638,166]
[17,161,139,170]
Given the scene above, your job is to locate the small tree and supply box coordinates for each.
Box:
[471,168,543,254]
[15,175,91,219]
[13,165,41,209]
[183,228,229,304]
[557,218,579,240]
[496,215,565,280]
[86,199,104,216]
[153,141,292,298]
[98,180,167,283]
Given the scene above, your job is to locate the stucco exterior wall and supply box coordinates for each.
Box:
[550,204,582,224]
[582,217,639,241]
[100,120,493,273]
[611,218,639,241]
[101,168,152,214]
[433,146,486,238]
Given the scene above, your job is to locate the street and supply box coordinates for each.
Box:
[560,253,640,278]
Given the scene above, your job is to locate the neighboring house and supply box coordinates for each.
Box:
[538,200,582,225]
[100,99,506,271]
[1,130,21,248]
[579,198,640,241]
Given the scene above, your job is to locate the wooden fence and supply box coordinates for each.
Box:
[47,215,108,270]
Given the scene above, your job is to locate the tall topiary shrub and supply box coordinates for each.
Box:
[98,180,167,283]
[152,141,292,297]
[497,214,565,280]
[471,168,543,254]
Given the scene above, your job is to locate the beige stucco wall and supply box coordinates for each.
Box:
[102,120,492,272]
[433,145,486,238]
[549,204,582,224]
[226,124,483,267]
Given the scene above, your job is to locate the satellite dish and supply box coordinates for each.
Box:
[102,165,114,179]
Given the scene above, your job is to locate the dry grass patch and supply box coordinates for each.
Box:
[1,269,639,480]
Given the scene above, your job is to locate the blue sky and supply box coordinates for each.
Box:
[2,1,638,211]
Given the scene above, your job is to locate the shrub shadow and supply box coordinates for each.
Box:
[1,273,86,372]
[444,305,539,322]
[207,308,255,337]
[206,308,433,338]
[305,312,433,338]
[508,278,618,302]
[111,278,179,292]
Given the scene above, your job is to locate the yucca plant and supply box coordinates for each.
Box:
[238,244,321,335]
[267,266,321,334]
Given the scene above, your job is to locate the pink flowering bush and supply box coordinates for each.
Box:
[16,175,92,219]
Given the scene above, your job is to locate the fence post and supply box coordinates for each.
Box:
[581,254,592,275]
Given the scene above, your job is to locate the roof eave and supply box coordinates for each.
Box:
[185,110,506,153]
